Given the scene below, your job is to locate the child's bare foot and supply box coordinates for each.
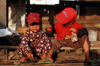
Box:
[14,57,27,65]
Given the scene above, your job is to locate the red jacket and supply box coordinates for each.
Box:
[55,21,83,40]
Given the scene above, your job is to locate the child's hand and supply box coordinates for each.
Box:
[70,32,78,42]
[27,52,34,60]
[70,28,77,32]
[47,25,52,30]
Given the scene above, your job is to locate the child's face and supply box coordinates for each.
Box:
[63,21,74,28]
[29,23,40,32]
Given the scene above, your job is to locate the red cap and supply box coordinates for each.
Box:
[27,13,41,24]
[56,7,77,24]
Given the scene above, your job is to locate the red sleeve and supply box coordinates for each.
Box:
[55,22,67,40]
[72,22,83,34]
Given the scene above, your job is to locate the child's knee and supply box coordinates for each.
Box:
[81,35,89,41]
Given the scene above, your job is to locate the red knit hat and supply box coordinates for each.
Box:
[56,7,77,24]
[27,13,41,24]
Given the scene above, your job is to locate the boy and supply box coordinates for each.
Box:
[14,13,53,65]
[40,7,98,65]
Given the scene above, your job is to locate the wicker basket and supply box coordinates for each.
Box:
[17,27,29,36]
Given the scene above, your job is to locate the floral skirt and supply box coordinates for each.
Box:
[51,35,89,53]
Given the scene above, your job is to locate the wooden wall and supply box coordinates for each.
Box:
[8,0,26,31]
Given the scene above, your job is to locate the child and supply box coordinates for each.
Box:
[14,13,53,65]
[46,25,54,39]
[41,7,98,65]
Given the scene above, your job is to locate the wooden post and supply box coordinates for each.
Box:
[0,0,7,28]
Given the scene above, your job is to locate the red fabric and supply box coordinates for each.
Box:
[55,21,83,40]
[27,13,41,24]
[56,7,77,24]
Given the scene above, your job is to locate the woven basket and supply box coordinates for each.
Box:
[17,27,29,36]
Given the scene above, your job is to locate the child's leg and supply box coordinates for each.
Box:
[44,39,61,62]
[46,49,54,62]
[83,37,92,62]
[39,38,66,63]
[39,39,59,62]
[82,37,99,65]
[45,39,62,62]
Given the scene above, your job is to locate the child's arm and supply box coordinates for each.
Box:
[19,29,32,58]
[71,22,88,37]
[70,27,88,38]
